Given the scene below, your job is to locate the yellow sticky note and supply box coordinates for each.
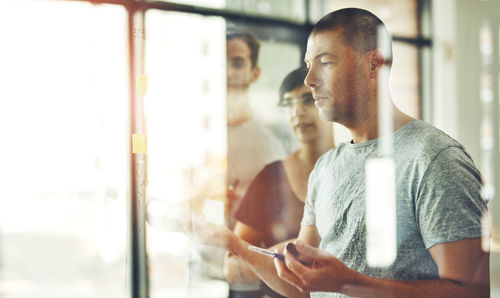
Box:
[132,133,147,153]
[136,74,148,96]
[492,226,500,253]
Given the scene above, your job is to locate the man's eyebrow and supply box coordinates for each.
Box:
[316,53,335,59]
[304,53,336,63]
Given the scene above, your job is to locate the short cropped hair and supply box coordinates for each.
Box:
[226,28,260,67]
[312,8,392,64]
[278,67,308,106]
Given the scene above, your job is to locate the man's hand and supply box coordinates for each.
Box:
[273,238,489,298]
[273,240,358,294]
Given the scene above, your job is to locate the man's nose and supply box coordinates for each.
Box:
[304,66,319,88]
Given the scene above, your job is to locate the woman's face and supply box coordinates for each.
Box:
[281,84,332,144]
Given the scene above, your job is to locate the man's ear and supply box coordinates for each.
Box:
[250,66,261,83]
[368,49,386,79]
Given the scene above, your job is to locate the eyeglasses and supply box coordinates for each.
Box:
[228,57,247,70]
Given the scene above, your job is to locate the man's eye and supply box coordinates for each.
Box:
[231,58,245,69]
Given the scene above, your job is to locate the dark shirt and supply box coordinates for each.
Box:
[235,160,304,248]
[235,160,305,298]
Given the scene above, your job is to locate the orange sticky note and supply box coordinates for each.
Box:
[136,74,148,96]
[132,133,147,153]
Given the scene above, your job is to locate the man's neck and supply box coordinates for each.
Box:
[227,88,253,127]
[348,104,414,144]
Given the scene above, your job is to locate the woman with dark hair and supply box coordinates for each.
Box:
[224,67,334,298]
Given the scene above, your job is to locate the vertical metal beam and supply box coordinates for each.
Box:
[127,2,149,298]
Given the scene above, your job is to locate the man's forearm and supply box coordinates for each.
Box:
[228,236,307,297]
[343,272,488,298]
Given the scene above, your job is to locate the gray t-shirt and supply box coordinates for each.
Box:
[301,120,486,298]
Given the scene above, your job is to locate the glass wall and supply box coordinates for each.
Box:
[143,9,303,297]
[144,10,228,297]
[0,1,129,297]
[0,0,464,297]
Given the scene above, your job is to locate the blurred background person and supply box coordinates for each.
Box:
[188,27,299,290]
[226,28,296,229]
[224,67,334,298]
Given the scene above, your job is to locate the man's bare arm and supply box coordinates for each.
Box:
[227,225,320,297]
[276,238,489,298]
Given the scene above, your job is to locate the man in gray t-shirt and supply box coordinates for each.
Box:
[267,7,490,298]
[188,7,490,298]
[298,119,486,297]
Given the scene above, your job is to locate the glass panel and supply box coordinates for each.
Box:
[309,0,418,38]
[0,1,128,298]
[145,10,302,297]
[391,42,420,119]
[150,0,307,23]
[144,10,228,297]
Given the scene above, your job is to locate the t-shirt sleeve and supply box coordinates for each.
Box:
[416,146,487,249]
[234,164,273,233]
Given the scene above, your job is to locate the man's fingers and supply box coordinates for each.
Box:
[283,246,311,277]
[294,239,331,260]
[273,254,307,293]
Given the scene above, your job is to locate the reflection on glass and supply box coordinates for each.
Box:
[366,26,396,268]
[0,1,128,297]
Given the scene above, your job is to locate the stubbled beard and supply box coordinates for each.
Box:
[326,102,359,128]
